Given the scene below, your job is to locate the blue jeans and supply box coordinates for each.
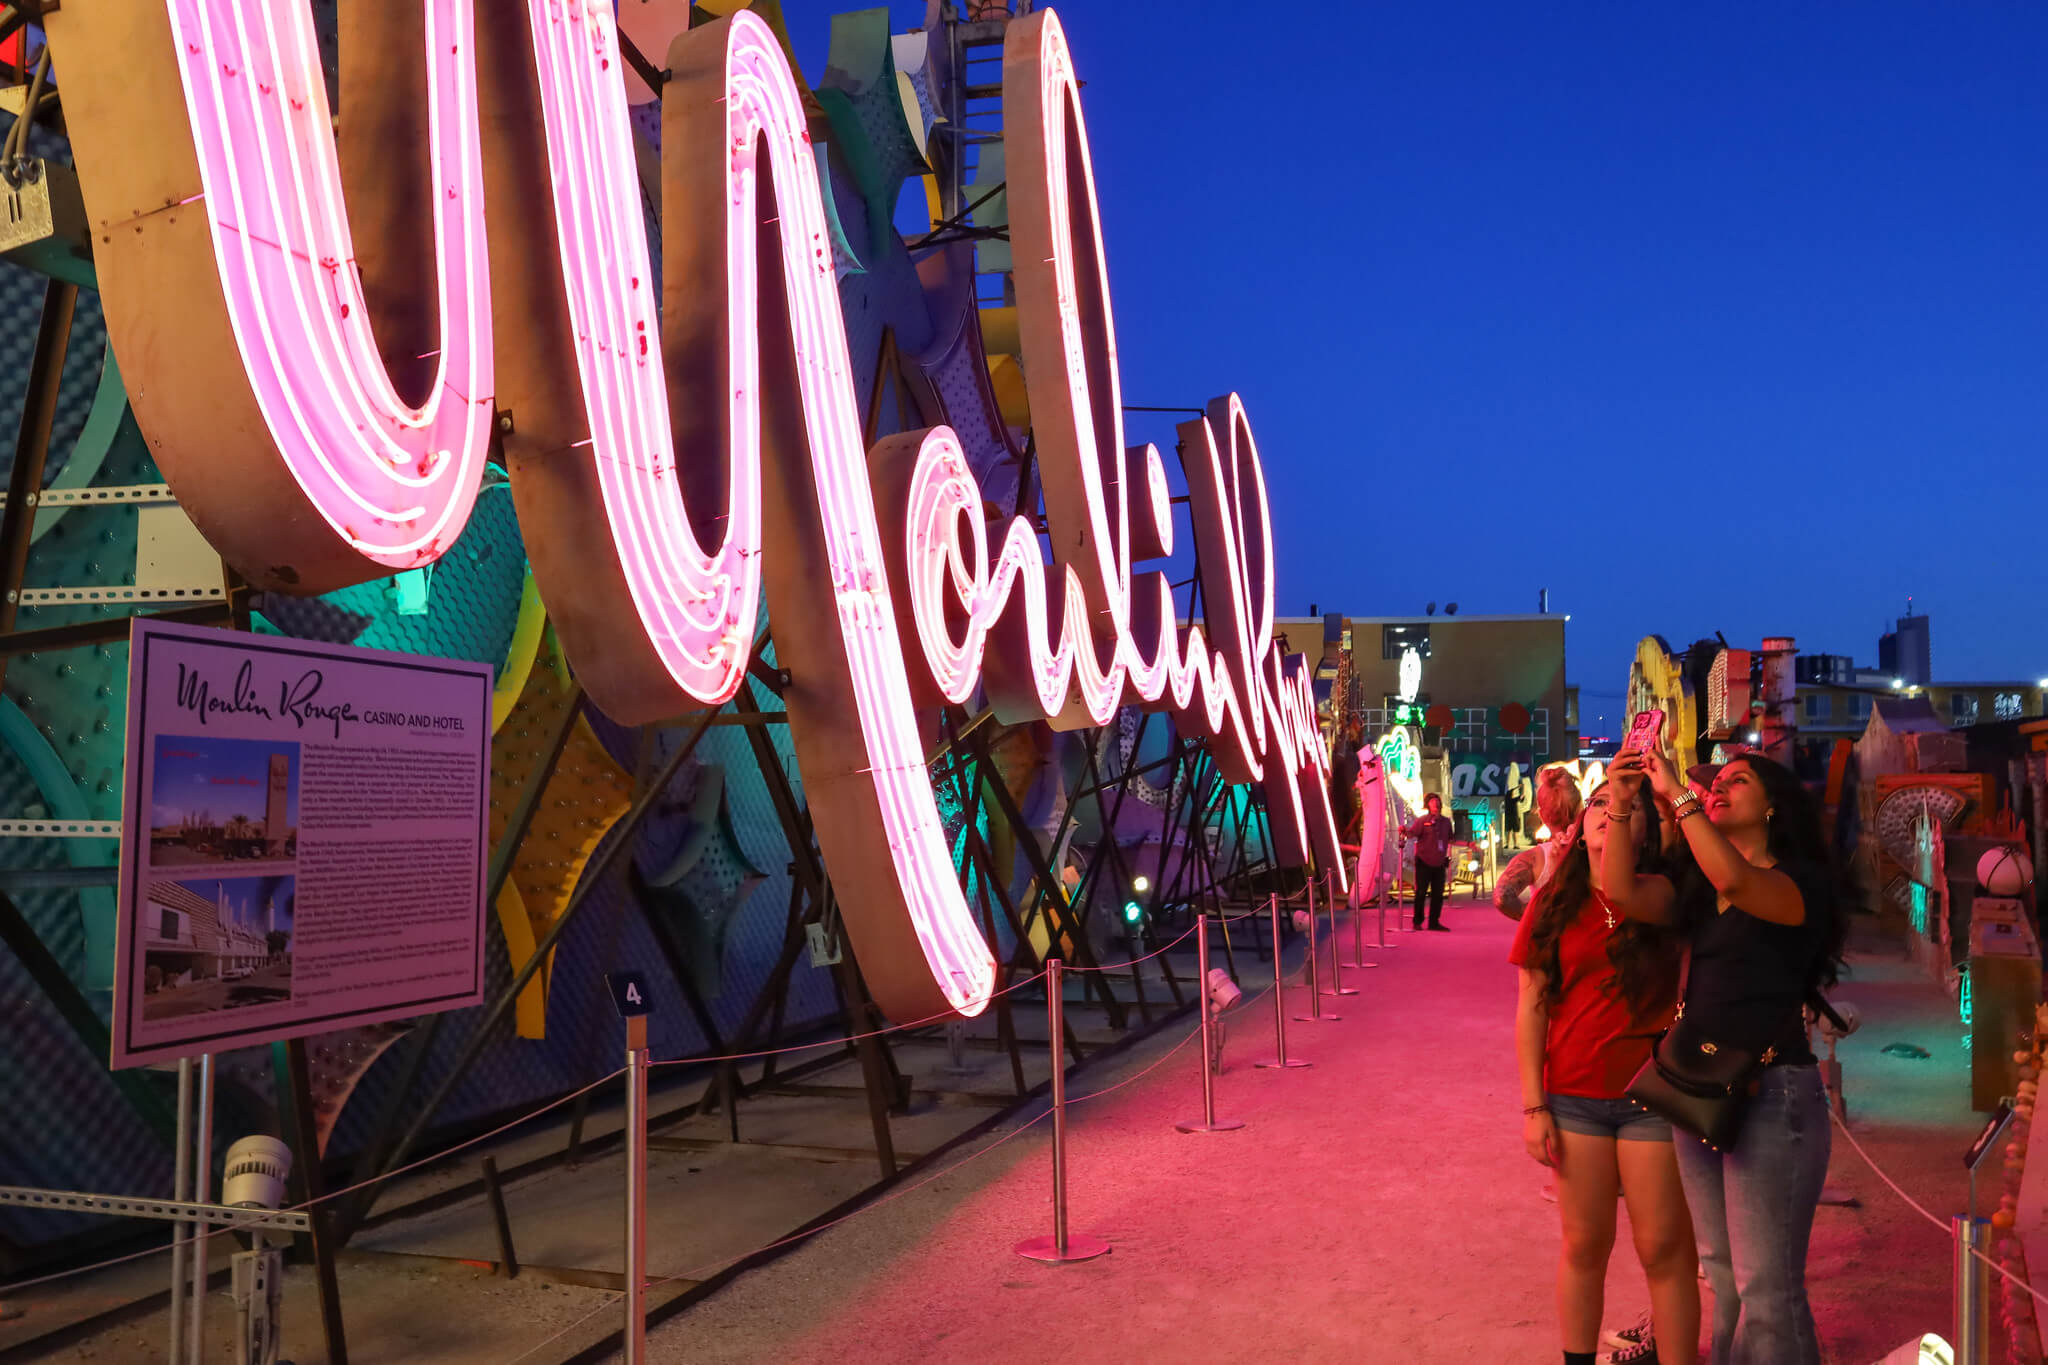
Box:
[1674,1064,1830,1365]
[1547,1092,1672,1142]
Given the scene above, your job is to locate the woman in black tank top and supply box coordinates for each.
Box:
[1599,748,1846,1365]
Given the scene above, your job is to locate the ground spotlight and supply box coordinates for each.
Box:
[1132,874,1150,893]
[1205,967,1242,1011]
[1745,730,1760,743]
[1876,1334,1953,1365]
[1122,899,1143,925]
[223,1135,292,1215]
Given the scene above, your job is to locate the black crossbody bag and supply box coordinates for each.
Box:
[1626,953,1846,1151]
[1625,951,1766,1152]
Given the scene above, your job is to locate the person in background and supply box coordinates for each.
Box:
[1601,749,1847,1365]
[1498,768,1587,922]
[1402,793,1455,930]
[1513,783,1693,1365]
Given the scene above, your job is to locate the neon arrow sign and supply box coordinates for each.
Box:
[48,4,1341,1022]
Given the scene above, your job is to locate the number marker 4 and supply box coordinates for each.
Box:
[605,971,653,1020]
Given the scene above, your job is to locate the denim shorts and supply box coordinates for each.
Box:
[1547,1092,1672,1142]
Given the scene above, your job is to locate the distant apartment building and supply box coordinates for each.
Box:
[1879,610,1932,687]
[1799,613,2040,738]
[1635,612,2042,781]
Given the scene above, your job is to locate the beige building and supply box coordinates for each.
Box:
[1274,613,1573,764]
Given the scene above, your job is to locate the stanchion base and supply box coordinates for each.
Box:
[1255,1057,1312,1069]
[1014,1232,1111,1263]
[1351,961,1381,969]
[1292,1014,1343,1023]
[1320,987,1359,997]
[1176,1118,1247,1133]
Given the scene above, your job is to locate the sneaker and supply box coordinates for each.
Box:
[1427,923,1449,932]
[1604,1340,1657,1363]
[1602,1312,1652,1349]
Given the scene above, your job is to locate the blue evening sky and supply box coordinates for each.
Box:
[778,3,2048,709]
[151,736,300,828]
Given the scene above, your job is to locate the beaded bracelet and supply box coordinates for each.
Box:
[1522,1103,1550,1116]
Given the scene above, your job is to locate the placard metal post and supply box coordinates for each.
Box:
[189,1053,213,1363]
[169,1057,192,1365]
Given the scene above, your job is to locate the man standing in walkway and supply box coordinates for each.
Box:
[1403,793,1455,931]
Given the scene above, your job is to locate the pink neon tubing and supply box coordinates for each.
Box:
[902,10,1342,889]
[165,0,492,565]
[521,0,761,703]
[523,6,995,1015]
[1021,10,1132,651]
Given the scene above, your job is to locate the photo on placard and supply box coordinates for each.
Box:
[138,874,296,1021]
[146,734,300,868]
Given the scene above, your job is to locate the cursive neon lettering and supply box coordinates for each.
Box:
[51,3,1340,1022]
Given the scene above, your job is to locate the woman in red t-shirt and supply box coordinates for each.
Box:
[1512,784,1694,1365]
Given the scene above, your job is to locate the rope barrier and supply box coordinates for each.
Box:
[1066,979,1279,1107]
[1,1065,631,1296]
[1066,918,1201,972]
[5,966,1075,1295]
[637,1108,1057,1299]
[510,955,1304,1351]
[645,965,1050,1071]
[1825,1085,2048,1311]
[502,1291,623,1365]
[4,894,1311,1328]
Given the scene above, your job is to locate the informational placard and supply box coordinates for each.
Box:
[111,620,492,1068]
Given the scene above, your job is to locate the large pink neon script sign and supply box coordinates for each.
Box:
[49,0,494,592]
[47,4,1340,1022]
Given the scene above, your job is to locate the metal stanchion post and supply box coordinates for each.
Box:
[1016,960,1109,1261]
[1955,1215,1989,1365]
[169,1057,192,1365]
[624,1015,649,1363]
[189,1054,213,1363]
[1320,872,1358,995]
[1178,917,1246,1132]
[1256,893,1310,1070]
[1350,867,1377,969]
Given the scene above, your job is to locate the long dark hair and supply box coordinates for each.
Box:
[1694,754,1850,992]
[1525,784,1676,1013]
